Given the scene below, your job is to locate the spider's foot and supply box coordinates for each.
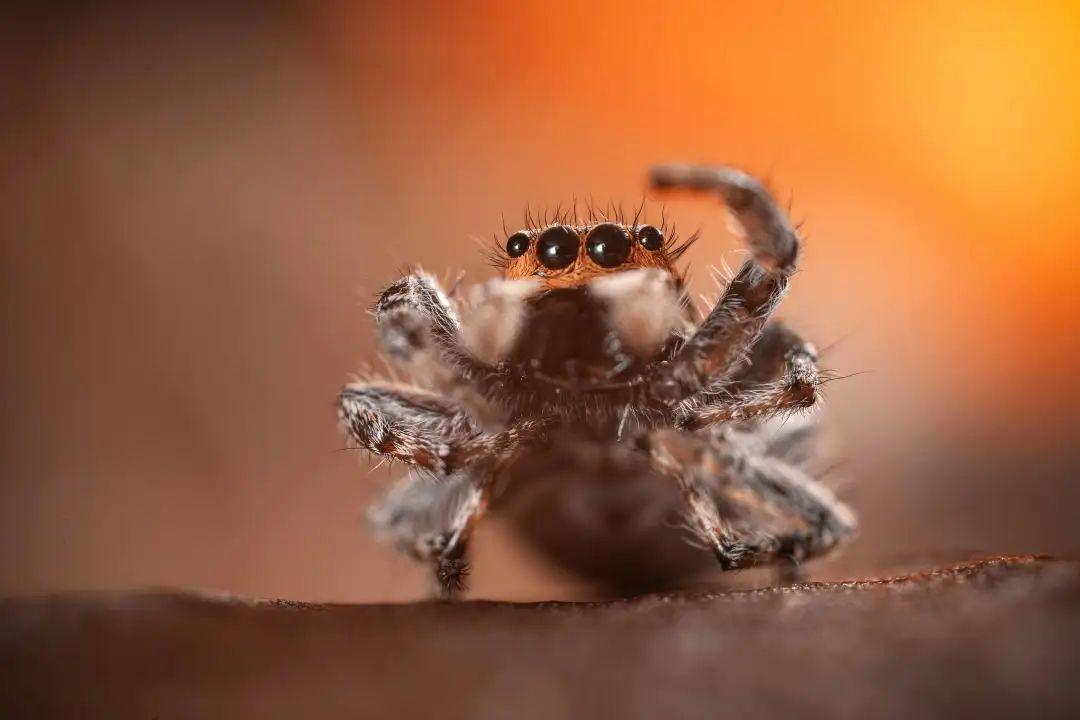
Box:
[714,542,753,571]
[434,557,470,600]
[776,559,807,586]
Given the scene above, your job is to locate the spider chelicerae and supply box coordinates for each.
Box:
[339,164,856,598]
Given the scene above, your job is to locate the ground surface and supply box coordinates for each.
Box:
[1,556,1078,719]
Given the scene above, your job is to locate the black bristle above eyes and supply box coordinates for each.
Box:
[664,228,698,263]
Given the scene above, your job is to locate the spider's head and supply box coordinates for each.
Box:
[464,216,696,406]
[494,221,693,291]
[461,267,690,399]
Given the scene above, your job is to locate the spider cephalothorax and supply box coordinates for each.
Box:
[340,164,856,598]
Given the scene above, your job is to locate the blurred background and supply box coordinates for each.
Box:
[2,0,1078,602]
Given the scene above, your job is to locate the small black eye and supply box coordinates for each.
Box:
[506,231,530,258]
[536,226,580,270]
[638,225,663,251]
[585,223,631,268]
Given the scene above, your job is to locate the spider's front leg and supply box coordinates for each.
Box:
[339,382,549,597]
[648,165,801,401]
[646,428,855,571]
[374,271,464,380]
[676,322,821,431]
[374,270,538,402]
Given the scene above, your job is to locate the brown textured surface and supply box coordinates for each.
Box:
[2,555,1078,719]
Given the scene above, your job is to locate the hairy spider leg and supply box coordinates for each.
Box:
[675,322,820,430]
[646,429,855,570]
[339,382,550,596]
[647,166,801,404]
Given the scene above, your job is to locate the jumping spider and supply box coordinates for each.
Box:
[340,164,856,598]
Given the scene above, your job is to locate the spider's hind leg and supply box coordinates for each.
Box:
[367,469,492,599]
[646,428,855,572]
[339,381,550,597]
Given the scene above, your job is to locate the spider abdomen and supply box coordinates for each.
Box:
[498,438,714,594]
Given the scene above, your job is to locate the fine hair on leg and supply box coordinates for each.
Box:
[647,165,801,402]
[676,322,820,431]
[646,428,855,570]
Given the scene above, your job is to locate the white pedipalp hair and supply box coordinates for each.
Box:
[458,278,539,365]
[588,268,684,359]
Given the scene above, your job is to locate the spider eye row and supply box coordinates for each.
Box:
[505,224,664,270]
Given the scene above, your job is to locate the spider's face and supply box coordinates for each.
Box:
[463,216,696,398]
[501,222,685,291]
[461,267,688,395]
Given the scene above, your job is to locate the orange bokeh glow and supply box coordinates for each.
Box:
[4,1,1077,602]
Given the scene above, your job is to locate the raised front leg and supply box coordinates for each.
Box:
[648,166,801,402]
[645,428,855,571]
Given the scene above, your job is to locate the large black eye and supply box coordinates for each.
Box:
[536,226,580,270]
[585,223,631,268]
[638,225,663,251]
[506,231,530,258]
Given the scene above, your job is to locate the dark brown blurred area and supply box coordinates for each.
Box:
[2,1,1079,603]
[3,557,1078,719]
